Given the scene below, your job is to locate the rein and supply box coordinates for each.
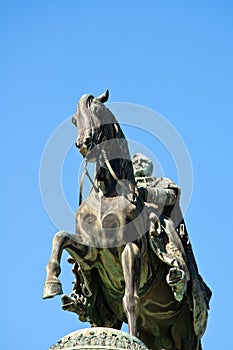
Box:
[79,149,137,205]
[101,149,133,196]
[79,159,99,205]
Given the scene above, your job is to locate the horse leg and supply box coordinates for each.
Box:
[43,230,87,299]
[121,242,141,336]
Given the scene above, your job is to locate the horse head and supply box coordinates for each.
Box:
[72,90,136,196]
[72,89,121,162]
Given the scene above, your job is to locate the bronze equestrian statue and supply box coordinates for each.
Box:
[43,90,211,350]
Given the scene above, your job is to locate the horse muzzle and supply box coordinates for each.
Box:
[76,142,97,162]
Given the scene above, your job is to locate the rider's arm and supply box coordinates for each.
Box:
[138,177,177,206]
[146,186,176,206]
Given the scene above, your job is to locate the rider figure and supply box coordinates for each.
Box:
[132,153,188,302]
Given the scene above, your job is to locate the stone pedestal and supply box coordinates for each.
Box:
[49,327,149,350]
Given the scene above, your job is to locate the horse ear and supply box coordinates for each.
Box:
[72,115,77,126]
[96,89,109,103]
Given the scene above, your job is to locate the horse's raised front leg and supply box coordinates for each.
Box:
[43,230,88,299]
[121,242,141,337]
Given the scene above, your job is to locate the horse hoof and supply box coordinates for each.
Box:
[43,281,63,299]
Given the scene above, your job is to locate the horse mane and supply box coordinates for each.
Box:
[112,122,135,185]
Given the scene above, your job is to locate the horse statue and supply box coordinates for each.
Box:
[43,90,211,350]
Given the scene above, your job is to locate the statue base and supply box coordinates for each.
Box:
[49,327,149,350]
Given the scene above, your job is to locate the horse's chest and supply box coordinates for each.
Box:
[76,195,136,247]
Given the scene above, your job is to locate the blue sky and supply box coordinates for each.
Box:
[1,1,233,349]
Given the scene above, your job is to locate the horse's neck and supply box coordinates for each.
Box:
[95,141,136,197]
